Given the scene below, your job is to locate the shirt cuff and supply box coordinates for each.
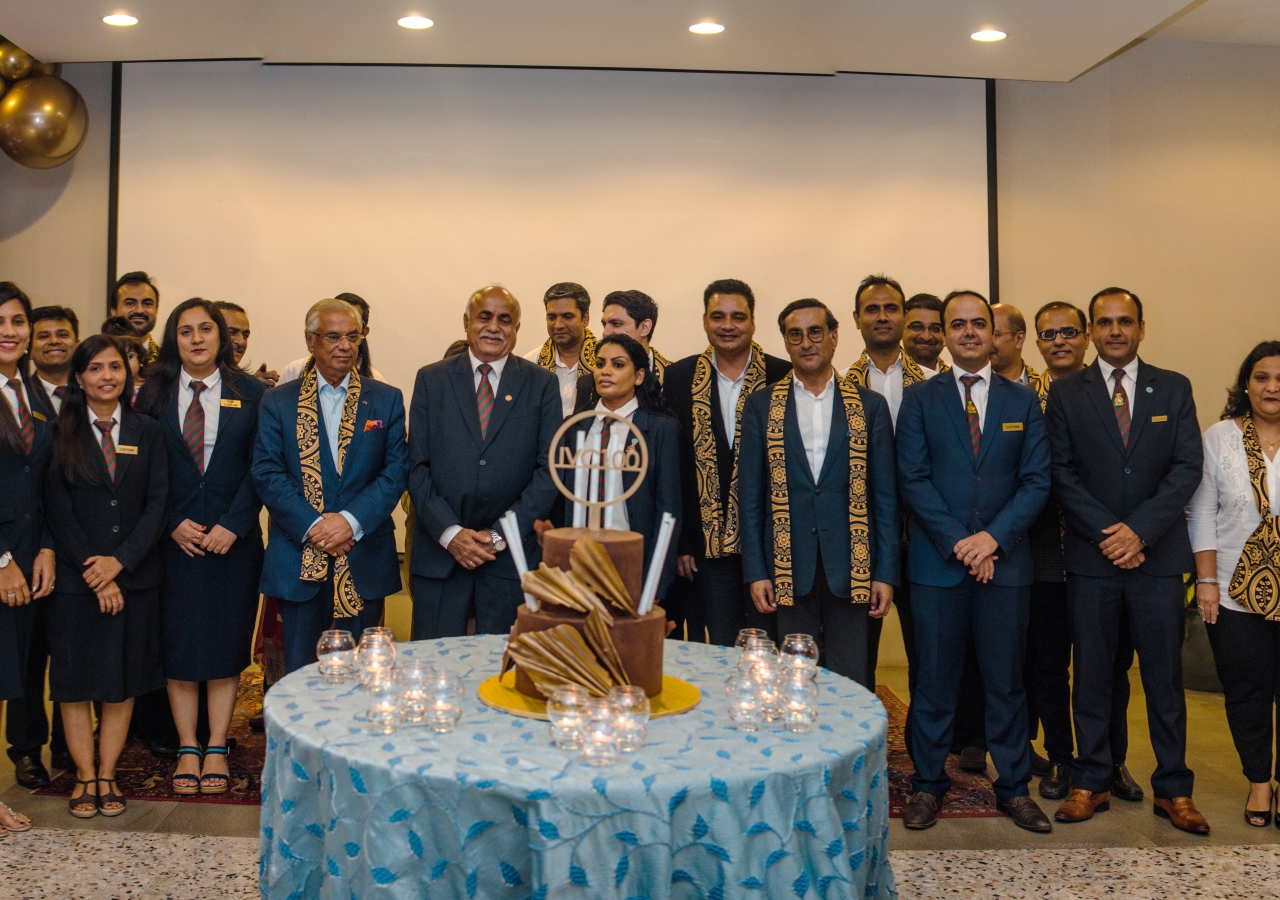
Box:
[439,524,463,550]
[339,511,365,542]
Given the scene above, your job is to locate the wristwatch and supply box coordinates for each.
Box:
[0,552,11,569]
[490,530,508,553]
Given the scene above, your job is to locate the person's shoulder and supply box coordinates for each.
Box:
[995,372,1041,405]
[360,376,403,403]
[128,407,164,437]
[1051,365,1092,392]
[227,368,267,401]
[1202,418,1238,443]
[763,353,793,381]
[521,345,543,363]
[1141,360,1192,390]
[508,353,555,381]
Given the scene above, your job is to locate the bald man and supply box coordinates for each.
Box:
[407,286,562,639]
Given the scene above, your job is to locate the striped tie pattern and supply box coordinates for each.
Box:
[95,418,117,480]
[53,384,66,402]
[476,363,495,439]
[596,418,613,502]
[5,379,34,454]
[960,374,982,458]
[1111,369,1131,446]
[183,380,207,472]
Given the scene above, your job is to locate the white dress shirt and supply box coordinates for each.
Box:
[438,352,511,551]
[2,375,34,425]
[281,357,385,384]
[86,403,123,447]
[920,364,943,380]
[573,397,640,530]
[1188,419,1280,615]
[794,370,836,481]
[952,363,993,432]
[178,367,221,467]
[1015,366,1030,386]
[713,350,752,440]
[310,372,363,542]
[522,345,577,416]
[866,352,905,426]
[38,377,65,414]
[1097,357,1140,414]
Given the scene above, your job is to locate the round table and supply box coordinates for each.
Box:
[258,636,896,900]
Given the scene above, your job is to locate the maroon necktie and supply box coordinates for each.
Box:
[53,385,66,402]
[1111,370,1131,447]
[183,381,207,472]
[5,380,34,454]
[596,418,613,501]
[95,419,117,480]
[476,363,494,439]
[960,374,982,458]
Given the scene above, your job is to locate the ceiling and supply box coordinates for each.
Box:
[0,0,1270,83]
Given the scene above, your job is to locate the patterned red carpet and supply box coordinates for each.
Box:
[877,685,1003,818]
[35,670,265,805]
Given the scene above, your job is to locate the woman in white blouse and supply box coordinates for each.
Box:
[1189,341,1280,828]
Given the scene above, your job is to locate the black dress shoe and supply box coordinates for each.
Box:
[1039,763,1072,800]
[1111,764,1143,802]
[1029,747,1052,778]
[903,791,942,829]
[249,715,265,733]
[958,746,988,774]
[146,739,181,760]
[50,750,73,772]
[998,795,1053,833]
[13,755,50,790]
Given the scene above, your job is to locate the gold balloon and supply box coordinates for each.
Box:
[32,61,62,78]
[0,42,33,81]
[0,73,88,169]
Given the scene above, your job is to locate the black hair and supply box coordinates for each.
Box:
[854,274,905,313]
[31,305,80,339]
[1033,301,1086,333]
[941,290,993,323]
[904,293,943,314]
[0,282,35,455]
[702,279,755,314]
[136,298,243,414]
[1089,287,1144,324]
[1223,341,1280,420]
[109,270,159,315]
[212,300,246,316]
[52,335,134,485]
[543,283,591,318]
[335,292,373,378]
[777,298,839,334]
[602,290,659,339]
[594,333,673,418]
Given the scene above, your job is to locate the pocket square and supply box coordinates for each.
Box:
[364,420,384,431]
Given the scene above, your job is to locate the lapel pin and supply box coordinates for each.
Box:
[1146,386,1153,393]
[504,394,512,401]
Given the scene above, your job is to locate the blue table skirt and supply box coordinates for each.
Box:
[259,635,896,900]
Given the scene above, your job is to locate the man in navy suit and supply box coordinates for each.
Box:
[253,299,408,674]
[408,286,562,639]
[1046,288,1208,834]
[739,299,898,688]
[896,290,1052,832]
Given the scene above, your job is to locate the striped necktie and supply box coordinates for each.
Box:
[1111,369,1131,447]
[95,418,118,480]
[5,379,34,454]
[183,380,207,473]
[53,384,66,402]
[960,374,982,458]
[476,363,494,439]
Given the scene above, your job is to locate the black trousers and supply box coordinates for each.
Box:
[411,568,522,640]
[687,554,769,647]
[1068,570,1192,798]
[1206,606,1280,784]
[775,562,869,688]
[5,596,66,761]
[663,571,701,642]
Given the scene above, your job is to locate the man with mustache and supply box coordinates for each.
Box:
[524,282,596,417]
[109,271,162,366]
[903,294,949,376]
[213,300,280,388]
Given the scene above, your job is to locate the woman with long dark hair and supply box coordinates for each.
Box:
[45,335,168,818]
[1190,340,1280,828]
[0,282,54,837]
[137,299,265,796]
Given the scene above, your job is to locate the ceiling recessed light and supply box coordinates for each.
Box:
[971,29,1006,42]
[398,15,434,29]
[689,22,725,35]
[103,13,138,26]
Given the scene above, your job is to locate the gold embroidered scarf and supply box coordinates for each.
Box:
[1229,414,1280,620]
[297,359,365,617]
[1026,363,1051,412]
[536,329,598,379]
[691,344,768,557]
[844,347,939,389]
[651,349,671,385]
[766,377,872,606]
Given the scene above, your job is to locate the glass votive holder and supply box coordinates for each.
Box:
[365,671,400,734]
[781,633,820,670]
[725,671,764,732]
[782,672,819,733]
[608,685,651,753]
[579,698,619,767]
[426,668,464,733]
[735,628,769,650]
[752,660,784,722]
[316,629,356,683]
[396,660,435,724]
[356,634,396,687]
[547,685,588,751]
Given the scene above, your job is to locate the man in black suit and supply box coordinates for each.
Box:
[663,279,791,644]
[408,286,561,639]
[739,299,898,687]
[1047,287,1208,834]
[575,290,670,411]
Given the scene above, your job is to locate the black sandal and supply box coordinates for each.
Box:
[69,779,98,819]
[200,745,230,795]
[172,746,203,796]
[96,778,126,817]
[1246,787,1274,828]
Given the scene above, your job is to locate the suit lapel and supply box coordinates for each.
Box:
[1083,362,1128,456]
[1124,361,1156,456]
[482,358,523,447]
[975,376,1007,469]
[621,409,649,495]
[204,377,231,475]
[451,355,484,449]
[938,371,977,468]
[707,376,731,454]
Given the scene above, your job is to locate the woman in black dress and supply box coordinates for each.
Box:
[46,334,168,818]
[137,299,264,796]
[0,283,54,837]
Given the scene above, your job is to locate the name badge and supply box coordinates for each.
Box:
[116,445,139,456]
[1151,415,1168,423]
[220,399,242,408]
[32,411,47,422]
[1002,422,1024,432]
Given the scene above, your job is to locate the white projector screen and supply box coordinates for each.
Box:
[118,61,988,391]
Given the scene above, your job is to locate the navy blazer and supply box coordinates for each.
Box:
[252,374,408,602]
[896,369,1051,588]
[739,380,899,597]
[408,352,562,581]
[555,408,683,599]
[1045,359,1201,578]
[0,375,55,575]
[44,409,169,594]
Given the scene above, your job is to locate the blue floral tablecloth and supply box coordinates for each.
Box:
[259,635,896,900]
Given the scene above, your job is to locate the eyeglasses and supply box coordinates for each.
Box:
[784,326,830,345]
[906,322,943,335]
[1037,327,1082,341]
[310,331,364,347]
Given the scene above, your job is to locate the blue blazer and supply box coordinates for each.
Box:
[739,381,899,597]
[0,375,54,575]
[252,375,408,602]
[896,369,1051,588]
[408,352,562,581]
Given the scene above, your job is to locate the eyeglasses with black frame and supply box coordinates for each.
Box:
[1037,327,1082,341]
[784,325,830,346]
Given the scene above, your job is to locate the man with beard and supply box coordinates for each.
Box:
[524,282,596,417]
[109,271,162,365]
[214,301,280,388]
[903,294,950,377]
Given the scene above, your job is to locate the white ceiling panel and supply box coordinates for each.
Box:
[1150,0,1280,46]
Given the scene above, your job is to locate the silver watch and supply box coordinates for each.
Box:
[490,530,507,553]
[0,552,11,569]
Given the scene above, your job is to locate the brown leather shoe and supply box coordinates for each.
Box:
[998,795,1053,833]
[958,746,988,773]
[1153,797,1210,834]
[1054,789,1110,822]
[903,791,942,830]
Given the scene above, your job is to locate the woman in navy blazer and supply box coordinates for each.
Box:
[137,298,265,797]
[46,335,168,818]
[553,334,681,602]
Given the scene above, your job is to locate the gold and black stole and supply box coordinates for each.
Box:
[765,376,872,606]
[1229,414,1280,620]
[297,359,365,617]
[690,344,767,557]
[537,329,598,378]
[845,346,937,390]
[651,349,670,385]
